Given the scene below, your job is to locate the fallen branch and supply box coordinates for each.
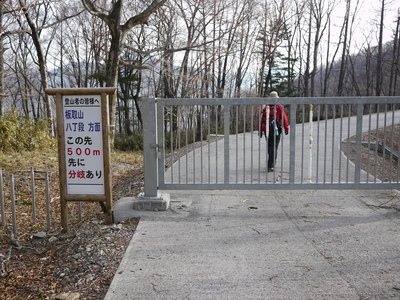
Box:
[0,247,12,278]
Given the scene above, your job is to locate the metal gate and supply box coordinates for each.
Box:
[142,97,400,199]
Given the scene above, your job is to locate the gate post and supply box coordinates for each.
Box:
[133,98,170,211]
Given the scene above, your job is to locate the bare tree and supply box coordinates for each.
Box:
[6,32,41,118]
[255,0,285,97]
[375,0,385,96]
[337,0,351,96]
[0,0,27,116]
[309,0,338,97]
[389,9,400,96]
[49,3,108,89]
[213,0,250,98]
[0,0,5,116]
[335,0,361,96]
[232,0,257,98]
[18,0,55,134]
[81,0,167,144]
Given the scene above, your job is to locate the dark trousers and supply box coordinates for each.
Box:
[267,132,281,168]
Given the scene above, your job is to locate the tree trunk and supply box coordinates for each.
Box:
[0,0,4,117]
[304,10,312,97]
[337,0,350,96]
[389,13,400,96]
[20,0,54,135]
[375,0,385,96]
[81,0,167,145]
[106,33,122,146]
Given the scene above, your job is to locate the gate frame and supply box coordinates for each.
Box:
[138,96,400,211]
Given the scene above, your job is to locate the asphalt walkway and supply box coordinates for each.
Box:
[105,115,400,299]
[106,189,400,299]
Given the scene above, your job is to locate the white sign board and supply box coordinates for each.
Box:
[63,95,104,194]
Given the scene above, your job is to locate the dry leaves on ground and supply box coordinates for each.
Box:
[0,151,143,300]
[342,124,400,182]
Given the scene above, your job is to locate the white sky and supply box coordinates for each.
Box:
[334,0,399,48]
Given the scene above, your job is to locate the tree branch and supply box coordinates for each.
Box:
[1,8,85,39]
[122,0,167,31]
[123,36,224,55]
[81,0,108,22]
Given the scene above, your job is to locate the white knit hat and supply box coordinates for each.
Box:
[269,91,279,98]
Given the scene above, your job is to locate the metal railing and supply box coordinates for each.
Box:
[142,97,400,196]
[0,168,55,238]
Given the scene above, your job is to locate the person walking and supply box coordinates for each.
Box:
[259,91,289,172]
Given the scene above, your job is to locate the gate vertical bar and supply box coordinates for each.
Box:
[168,106,173,184]
[250,106,255,184]
[338,105,344,183]
[0,169,5,228]
[331,105,336,183]
[224,104,230,184]
[185,106,189,184]
[300,106,305,182]
[389,109,395,182]
[366,104,373,182]
[346,105,352,183]
[207,105,211,183]
[289,104,297,184]
[215,107,219,183]
[192,106,196,183]
[10,175,17,237]
[45,172,51,231]
[157,101,165,186]
[235,106,239,183]
[242,106,246,183]
[323,106,328,183]
[257,105,262,183]
[316,105,321,183]
[308,105,313,183]
[355,103,364,183]
[178,107,182,184]
[30,167,37,225]
[200,105,204,184]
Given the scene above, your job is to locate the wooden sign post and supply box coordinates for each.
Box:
[46,88,116,232]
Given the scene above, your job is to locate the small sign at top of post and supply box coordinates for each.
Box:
[46,87,116,232]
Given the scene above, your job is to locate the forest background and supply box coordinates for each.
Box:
[0,0,399,149]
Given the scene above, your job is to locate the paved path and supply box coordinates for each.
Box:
[106,115,400,300]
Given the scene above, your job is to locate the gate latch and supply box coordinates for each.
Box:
[150,143,163,158]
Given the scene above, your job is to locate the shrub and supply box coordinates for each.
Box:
[0,111,55,152]
[114,132,143,151]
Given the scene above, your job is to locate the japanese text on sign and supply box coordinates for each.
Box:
[63,96,104,194]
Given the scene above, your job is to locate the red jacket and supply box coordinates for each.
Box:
[259,104,289,134]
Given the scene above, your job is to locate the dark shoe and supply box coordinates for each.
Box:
[268,168,274,172]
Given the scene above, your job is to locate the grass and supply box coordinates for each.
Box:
[0,150,59,171]
[0,149,143,171]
